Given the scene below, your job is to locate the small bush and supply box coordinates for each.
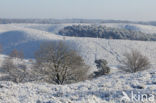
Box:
[93,59,110,77]
[121,50,150,73]
[1,49,27,83]
[1,57,27,83]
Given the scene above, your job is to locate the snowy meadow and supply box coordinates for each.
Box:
[0,23,156,103]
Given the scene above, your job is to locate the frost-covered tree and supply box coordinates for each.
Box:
[0,44,2,63]
[93,59,110,77]
[35,41,89,84]
[1,55,27,83]
[9,49,24,59]
[59,25,156,41]
[121,50,150,73]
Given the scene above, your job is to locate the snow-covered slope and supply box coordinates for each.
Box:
[0,24,62,58]
[0,24,156,103]
[0,68,155,103]
[1,24,156,68]
[14,23,156,34]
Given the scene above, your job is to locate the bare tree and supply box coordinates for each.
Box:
[121,50,150,73]
[0,44,3,63]
[35,41,89,84]
[9,49,24,59]
[0,44,2,53]
[1,56,27,83]
[1,49,26,83]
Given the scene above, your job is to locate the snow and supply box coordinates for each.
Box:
[0,68,155,103]
[0,23,156,103]
[0,24,62,58]
[15,23,156,34]
[1,24,156,67]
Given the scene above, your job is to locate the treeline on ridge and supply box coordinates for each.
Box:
[59,25,156,41]
[1,18,156,26]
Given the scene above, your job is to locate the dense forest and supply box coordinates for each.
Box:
[59,25,156,41]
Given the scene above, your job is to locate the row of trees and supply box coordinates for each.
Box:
[59,25,156,41]
[0,19,135,24]
[1,19,156,26]
[0,41,151,84]
[0,19,119,24]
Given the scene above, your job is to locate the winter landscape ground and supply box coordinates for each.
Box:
[0,23,156,103]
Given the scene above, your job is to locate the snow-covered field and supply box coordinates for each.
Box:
[0,68,155,103]
[0,23,156,103]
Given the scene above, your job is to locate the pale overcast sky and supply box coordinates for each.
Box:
[0,0,156,21]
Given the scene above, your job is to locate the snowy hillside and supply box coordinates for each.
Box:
[15,23,156,34]
[0,23,156,103]
[0,24,62,58]
[1,24,156,67]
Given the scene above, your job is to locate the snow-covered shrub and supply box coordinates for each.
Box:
[0,49,28,83]
[121,50,150,73]
[34,41,89,84]
[92,59,110,77]
[1,57,27,83]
